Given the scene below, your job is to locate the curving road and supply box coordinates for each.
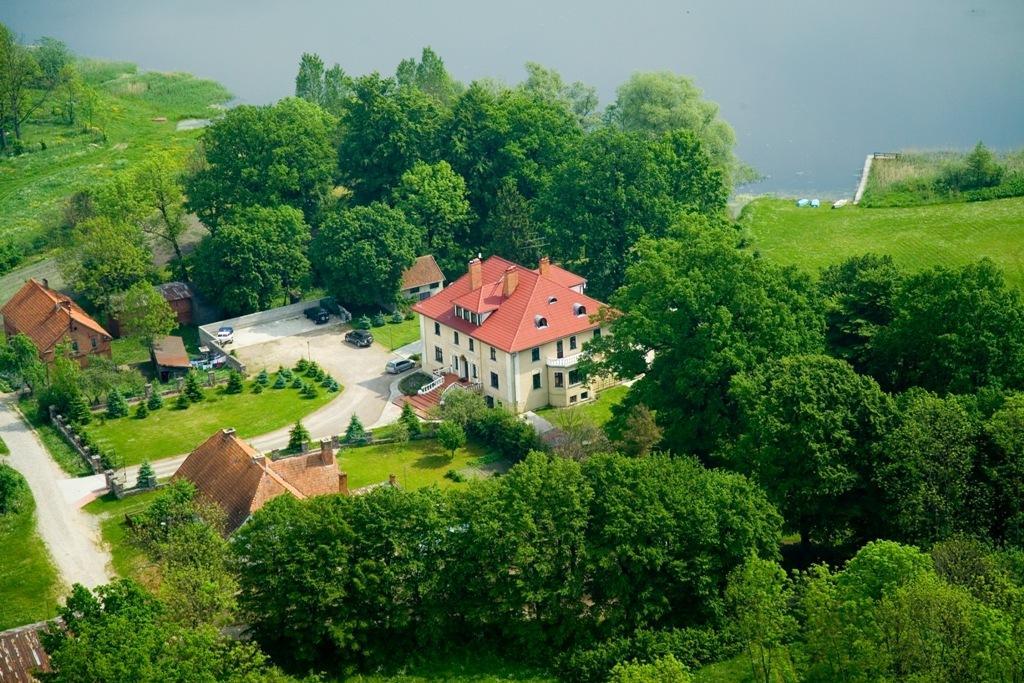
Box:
[0,396,111,590]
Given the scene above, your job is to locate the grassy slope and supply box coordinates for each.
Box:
[18,399,93,477]
[740,197,1024,288]
[0,469,62,630]
[0,60,231,259]
[88,381,335,464]
[535,384,628,427]
[83,490,161,581]
[340,439,492,490]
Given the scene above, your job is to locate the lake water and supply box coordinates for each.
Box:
[4,0,1023,196]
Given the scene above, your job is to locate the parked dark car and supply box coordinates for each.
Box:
[304,306,330,324]
[345,329,373,347]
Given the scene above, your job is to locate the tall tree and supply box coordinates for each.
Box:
[110,282,178,346]
[873,259,1024,394]
[191,205,311,315]
[520,62,600,129]
[311,202,419,307]
[132,150,190,275]
[337,74,444,202]
[726,556,795,683]
[395,46,461,106]
[59,217,153,311]
[730,354,893,547]
[294,52,325,104]
[538,128,727,299]
[584,220,824,458]
[607,71,748,183]
[487,177,542,266]
[185,97,336,229]
[391,160,473,275]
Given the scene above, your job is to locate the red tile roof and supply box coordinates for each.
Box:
[402,255,445,290]
[412,257,607,352]
[173,429,341,531]
[0,622,50,682]
[0,279,111,354]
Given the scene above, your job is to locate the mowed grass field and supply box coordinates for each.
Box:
[0,60,230,258]
[740,197,1024,287]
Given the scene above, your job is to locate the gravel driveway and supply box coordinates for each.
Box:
[0,396,112,589]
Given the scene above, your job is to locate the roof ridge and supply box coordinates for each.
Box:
[506,275,542,351]
[263,459,308,499]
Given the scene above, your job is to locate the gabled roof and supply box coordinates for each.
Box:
[413,256,607,353]
[0,279,111,353]
[157,281,192,302]
[402,255,445,290]
[173,429,340,532]
[151,335,190,368]
[0,622,50,682]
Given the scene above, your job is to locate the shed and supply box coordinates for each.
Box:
[157,282,194,325]
[151,335,190,383]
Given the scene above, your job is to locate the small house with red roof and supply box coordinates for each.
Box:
[412,256,615,413]
[0,279,112,367]
[400,255,445,301]
[173,428,348,533]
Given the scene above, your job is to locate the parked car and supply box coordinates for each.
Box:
[345,329,373,348]
[216,326,234,345]
[304,306,330,324]
[386,358,416,374]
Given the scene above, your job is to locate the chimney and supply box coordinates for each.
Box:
[338,472,349,495]
[502,266,519,297]
[538,257,550,276]
[42,278,49,289]
[468,258,483,290]
[319,438,335,466]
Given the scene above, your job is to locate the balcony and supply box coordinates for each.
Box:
[547,352,582,368]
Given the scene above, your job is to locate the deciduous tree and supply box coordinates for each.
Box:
[110,282,177,346]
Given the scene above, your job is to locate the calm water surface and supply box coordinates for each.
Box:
[3,0,1023,195]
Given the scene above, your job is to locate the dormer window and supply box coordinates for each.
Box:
[548,296,558,304]
[535,315,548,329]
[573,303,587,317]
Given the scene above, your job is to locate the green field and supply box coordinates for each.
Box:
[0,468,62,630]
[84,490,162,581]
[740,197,1024,287]
[87,380,335,464]
[19,399,93,477]
[340,438,497,490]
[536,384,628,427]
[373,314,422,352]
[0,60,231,261]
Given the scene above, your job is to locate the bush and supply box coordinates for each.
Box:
[273,373,287,389]
[105,389,129,419]
[137,460,157,489]
[300,383,319,399]
[304,361,321,378]
[390,311,404,324]
[294,358,309,373]
[400,401,421,436]
[290,377,303,389]
[436,420,466,458]
[279,367,294,380]
[225,370,244,394]
[355,315,372,330]
[468,409,542,463]
[443,468,466,483]
[344,415,367,444]
[255,369,270,386]
[147,392,164,410]
[288,420,310,453]
[134,401,149,419]
[371,312,386,327]
[68,391,92,425]
[174,393,190,410]
[399,371,433,396]
[252,383,264,394]
[184,371,204,402]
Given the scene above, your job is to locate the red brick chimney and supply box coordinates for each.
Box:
[538,256,550,276]
[319,438,334,466]
[502,266,519,297]
[338,472,349,495]
[468,258,483,290]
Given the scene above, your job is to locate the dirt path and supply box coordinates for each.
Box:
[0,396,112,590]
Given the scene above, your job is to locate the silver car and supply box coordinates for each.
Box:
[386,358,416,374]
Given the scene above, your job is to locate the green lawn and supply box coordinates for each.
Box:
[342,649,555,682]
[739,197,1024,288]
[87,381,335,464]
[0,436,7,455]
[535,384,629,428]
[18,399,92,477]
[694,650,797,682]
[374,315,422,352]
[111,325,203,367]
[0,62,231,259]
[340,438,497,490]
[84,490,162,580]
[0,469,62,630]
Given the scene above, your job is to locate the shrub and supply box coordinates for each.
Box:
[390,311,404,324]
[323,378,340,392]
[355,315,372,330]
[105,389,129,419]
[252,383,264,394]
[147,392,164,410]
[134,402,149,419]
[273,373,287,389]
[404,310,415,321]
[304,361,320,378]
[300,383,319,399]
[443,468,466,483]
[436,420,466,459]
[137,460,158,489]
[559,628,731,683]
[468,408,541,463]
[344,415,367,444]
[399,371,433,396]
[294,358,309,373]
[400,401,421,436]
[290,377,303,389]
[175,393,190,410]
[288,420,310,453]
[184,371,204,402]
[371,312,386,327]
[255,369,270,386]
[225,370,244,394]
[68,391,92,425]
[280,367,294,380]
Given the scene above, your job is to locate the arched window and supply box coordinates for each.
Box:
[573,303,587,317]
[535,315,548,329]
[547,296,558,304]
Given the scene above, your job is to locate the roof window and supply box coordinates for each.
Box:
[535,315,548,329]
[573,303,587,317]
